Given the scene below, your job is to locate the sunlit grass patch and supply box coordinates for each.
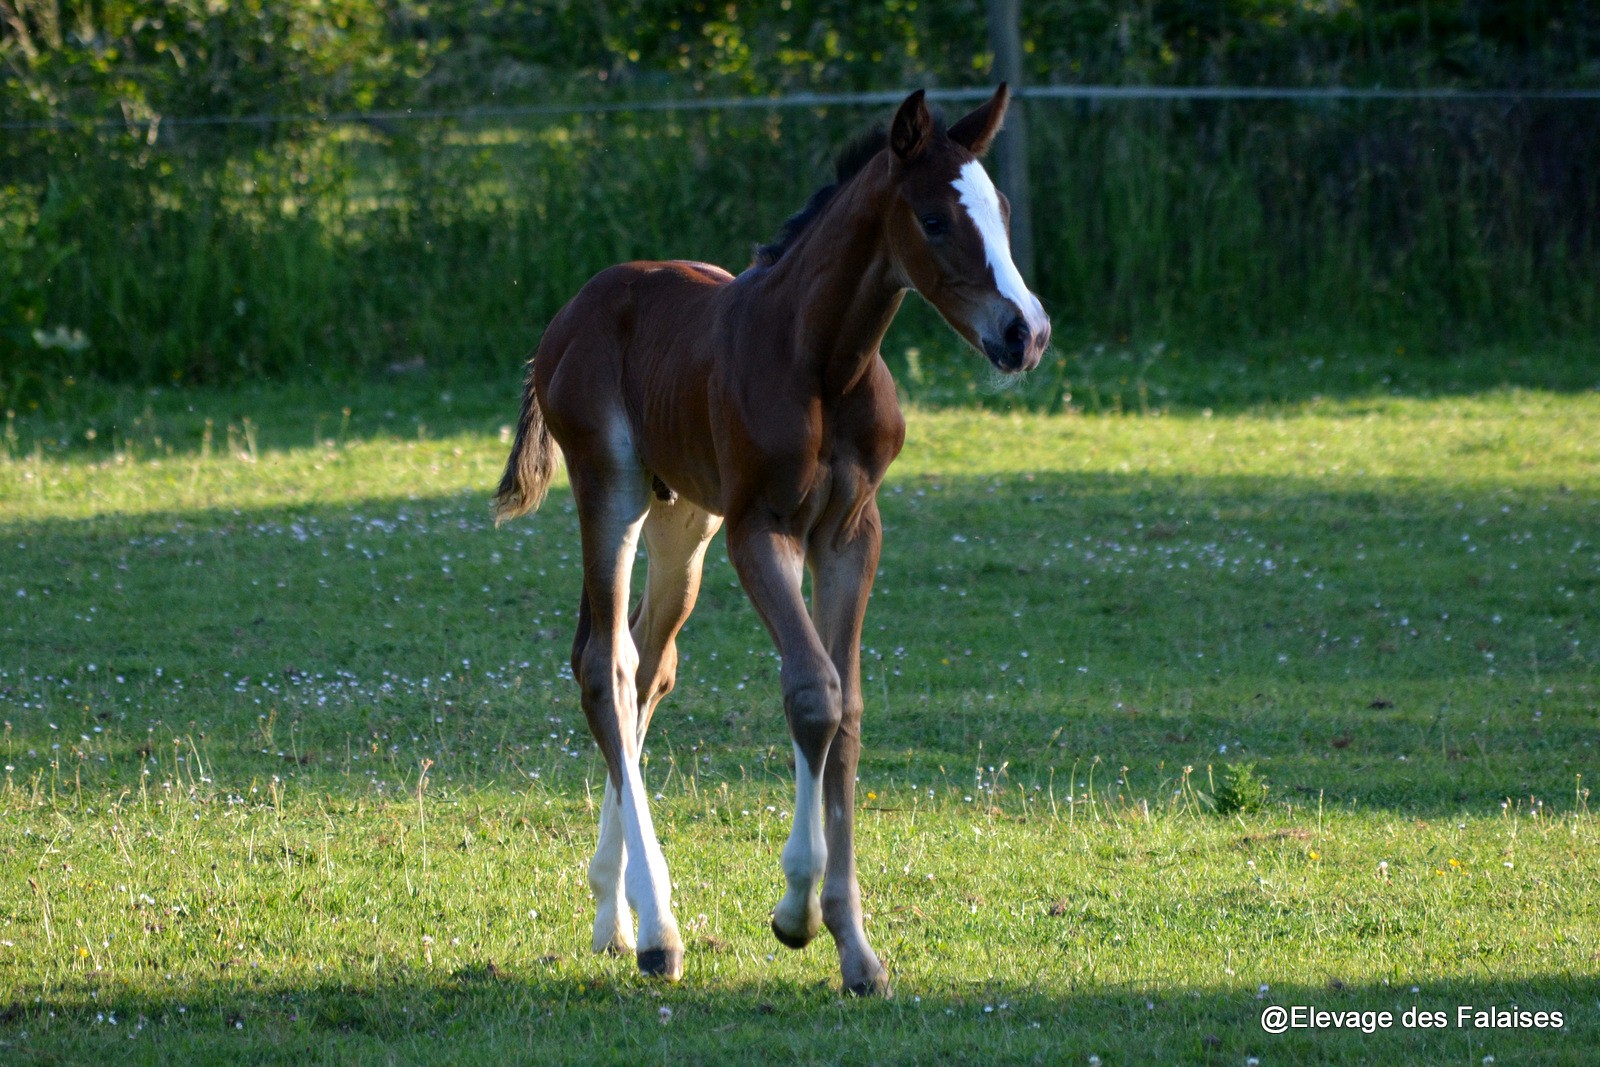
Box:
[1,374,1597,1062]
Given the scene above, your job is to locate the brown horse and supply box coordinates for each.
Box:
[494,85,1049,995]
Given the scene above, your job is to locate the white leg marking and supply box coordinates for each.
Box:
[584,429,680,960]
[953,159,1049,336]
[588,782,633,953]
[773,743,827,942]
[617,751,678,953]
[609,512,680,956]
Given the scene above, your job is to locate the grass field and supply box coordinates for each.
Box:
[1,345,1597,1064]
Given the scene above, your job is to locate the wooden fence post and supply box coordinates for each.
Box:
[986,0,1034,281]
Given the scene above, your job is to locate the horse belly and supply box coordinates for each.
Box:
[629,352,724,514]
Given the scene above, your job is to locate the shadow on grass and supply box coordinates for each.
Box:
[2,969,1594,1065]
[988,336,1600,418]
[1,465,1595,816]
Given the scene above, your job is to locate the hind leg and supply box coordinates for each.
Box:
[588,780,634,956]
[585,498,720,957]
[569,592,635,956]
[632,497,722,735]
[566,448,686,979]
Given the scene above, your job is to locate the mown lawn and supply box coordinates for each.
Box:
[1,351,1597,1064]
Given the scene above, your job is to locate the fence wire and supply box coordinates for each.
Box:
[6,83,1600,131]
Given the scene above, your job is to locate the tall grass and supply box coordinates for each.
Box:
[1027,97,1600,345]
[4,96,1597,404]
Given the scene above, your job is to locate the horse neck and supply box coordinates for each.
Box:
[763,158,905,397]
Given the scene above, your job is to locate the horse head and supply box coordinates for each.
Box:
[885,85,1052,373]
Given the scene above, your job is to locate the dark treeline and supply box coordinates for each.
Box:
[3,3,1598,398]
[5,1,1597,122]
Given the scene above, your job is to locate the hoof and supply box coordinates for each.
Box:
[844,968,892,998]
[636,946,685,982]
[770,916,815,951]
[595,938,633,957]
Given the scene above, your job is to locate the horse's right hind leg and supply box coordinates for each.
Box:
[567,451,687,979]
[566,590,636,955]
[568,588,636,956]
[585,497,720,959]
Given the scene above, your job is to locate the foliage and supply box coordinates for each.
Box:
[4,1,1596,126]
[0,0,426,124]
[1026,0,1600,89]
[0,176,79,405]
[2,3,1598,393]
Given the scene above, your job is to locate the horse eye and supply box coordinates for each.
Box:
[919,213,947,237]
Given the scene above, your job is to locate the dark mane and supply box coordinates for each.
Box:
[751,126,893,269]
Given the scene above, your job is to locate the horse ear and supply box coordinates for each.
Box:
[949,83,1010,157]
[891,89,932,162]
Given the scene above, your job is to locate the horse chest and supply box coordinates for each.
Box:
[781,421,898,536]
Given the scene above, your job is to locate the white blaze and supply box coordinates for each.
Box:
[952,160,1049,337]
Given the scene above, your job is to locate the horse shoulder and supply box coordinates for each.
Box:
[712,385,824,519]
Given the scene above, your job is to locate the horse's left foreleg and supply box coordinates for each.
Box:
[726,515,839,957]
[808,496,891,996]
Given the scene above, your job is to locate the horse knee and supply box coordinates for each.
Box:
[784,672,842,742]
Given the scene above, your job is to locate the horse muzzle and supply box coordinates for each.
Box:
[982,312,1050,374]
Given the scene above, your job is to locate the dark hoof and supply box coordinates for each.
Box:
[636,946,685,982]
[844,969,892,998]
[770,917,814,951]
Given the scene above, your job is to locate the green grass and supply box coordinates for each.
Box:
[1,346,1598,1063]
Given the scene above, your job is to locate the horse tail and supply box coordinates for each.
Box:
[493,362,559,526]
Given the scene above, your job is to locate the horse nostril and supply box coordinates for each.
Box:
[1003,317,1029,355]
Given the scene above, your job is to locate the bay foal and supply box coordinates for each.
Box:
[494,86,1050,994]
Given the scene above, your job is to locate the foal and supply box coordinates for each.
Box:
[495,85,1049,995]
